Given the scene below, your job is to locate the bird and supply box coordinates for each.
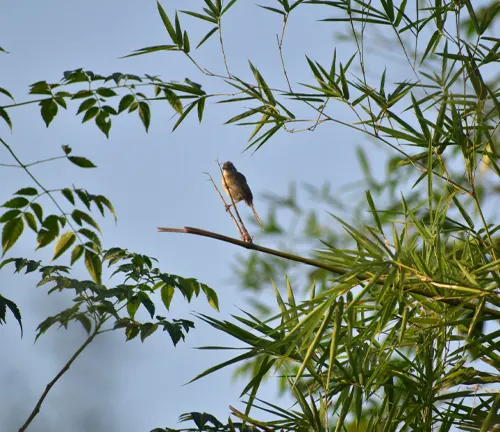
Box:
[221,161,264,229]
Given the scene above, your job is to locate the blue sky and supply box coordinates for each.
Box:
[0,1,400,430]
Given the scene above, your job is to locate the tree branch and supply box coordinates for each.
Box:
[158,226,347,274]
[157,226,500,318]
[18,322,102,432]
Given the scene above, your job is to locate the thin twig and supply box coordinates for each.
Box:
[218,20,231,78]
[277,14,291,92]
[0,98,47,110]
[25,155,68,168]
[18,321,102,432]
[204,171,245,239]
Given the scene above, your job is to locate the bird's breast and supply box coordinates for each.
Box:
[222,171,244,201]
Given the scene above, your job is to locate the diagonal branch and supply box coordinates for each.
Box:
[157,226,500,318]
[18,321,102,432]
[158,226,345,273]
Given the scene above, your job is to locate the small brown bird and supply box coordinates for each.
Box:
[221,161,264,229]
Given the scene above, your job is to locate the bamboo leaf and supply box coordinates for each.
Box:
[157,2,178,43]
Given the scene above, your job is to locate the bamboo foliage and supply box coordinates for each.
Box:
[2,0,500,430]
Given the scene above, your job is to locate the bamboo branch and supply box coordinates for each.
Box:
[158,226,346,273]
[157,226,500,318]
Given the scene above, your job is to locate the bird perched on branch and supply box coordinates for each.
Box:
[221,161,264,229]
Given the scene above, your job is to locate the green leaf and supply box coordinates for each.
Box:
[62,145,72,155]
[197,97,206,122]
[96,195,117,222]
[2,197,29,209]
[180,10,218,24]
[76,98,97,115]
[0,210,21,223]
[161,285,175,310]
[96,87,117,97]
[0,257,16,270]
[138,102,151,132]
[168,81,205,96]
[163,88,183,114]
[127,297,140,320]
[84,250,102,284]
[248,61,276,105]
[139,292,155,318]
[0,294,23,336]
[95,111,111,138]
[0,107,12,130]
[39,99,58,127]
[365,190,384,234]
[23,212,38,232]
[222,0,237,15]
[75,190,91,209]
[125,325,140,341]
[157,2,178,43]
[76,314,92,334]
[247,114,270,142]
[102,105,117,115]
[53,232,76,261]
[453,196,474,229]
[225,107,261,124]
[72,209,101,233]
[0,87,14,101]
[37,230,58,249]
[15,187,38,196]
[183,31,191,53]
[258,5,286,15]
[196,26,218,49]
[71,244,84,264]
[481,394,500,432]
[82,106,99,123]
[78,228,101,249]
[204,0,219,16]
[37,215,60,249]
[174,13,183,45]
[201,284,219,311]
[140,323,159,342]
[61,188,75,205]
[71,90,93,99]
[2,218,24,255]
[55,97,67,109]
[68,156,97,168]
[172,100,197,131]
[339,64,349,99]
[118,94,135,113]
[30,203,43,222]
[121,45,179,59]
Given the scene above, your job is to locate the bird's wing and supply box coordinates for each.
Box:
[236,172,253,206]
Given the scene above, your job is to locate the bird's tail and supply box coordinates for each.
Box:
[251,205,264,230]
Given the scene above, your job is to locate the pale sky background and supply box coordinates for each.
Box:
[0,0,480,431]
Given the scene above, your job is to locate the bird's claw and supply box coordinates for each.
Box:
[225,204,231,212]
